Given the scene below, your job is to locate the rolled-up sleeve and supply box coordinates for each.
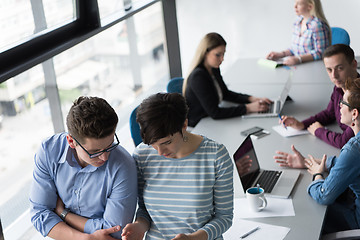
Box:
[29,143,61,236]
[307,146,359,205]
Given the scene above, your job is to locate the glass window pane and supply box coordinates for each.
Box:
[0,2,168,239]
[0,64,54,239]
[54,1,169,151]
[98,0,144,19]
[43,0,75,29]
[0,0,75,52]
[0,1,34,50]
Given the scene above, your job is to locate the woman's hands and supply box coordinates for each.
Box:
[305,154,327,176]
[266,51,284,60]
[246,97,272,113]
[122,218,149,240]
[274,145,306,169]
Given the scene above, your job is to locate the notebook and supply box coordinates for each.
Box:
[242,75,292,118]
[257,58,284,68]
[233,135,300,198]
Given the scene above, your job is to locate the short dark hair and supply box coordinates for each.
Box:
[345,78,360,112]
[136,93,189,144]
[66,96,118,143]
[323,44,355,64]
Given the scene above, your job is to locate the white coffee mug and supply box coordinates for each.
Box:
[246,187,267,212]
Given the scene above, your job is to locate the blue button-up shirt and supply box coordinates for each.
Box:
[29,133,137,239]
[307,131,360,226]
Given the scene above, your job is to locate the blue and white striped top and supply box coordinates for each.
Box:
[133,136,233,240]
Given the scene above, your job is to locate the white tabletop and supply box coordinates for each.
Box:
[193,59,338,240]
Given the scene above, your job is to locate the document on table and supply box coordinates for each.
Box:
[233,197,295,219]
[272,125,309,138]
[223,219,290,240]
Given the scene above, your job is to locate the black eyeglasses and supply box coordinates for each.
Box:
[72,133,120,158]
[339,99,352,109]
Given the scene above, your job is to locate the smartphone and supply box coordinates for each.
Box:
[240,126,263,136]
[251,130,270,139]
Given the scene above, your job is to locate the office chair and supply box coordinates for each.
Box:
[331,27,350,45]
[322,229,360,240]
[166,77,184,94]
[129,106,142,147]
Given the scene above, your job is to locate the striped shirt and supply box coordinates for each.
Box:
[289,15,330,60]
[133,137,233,240]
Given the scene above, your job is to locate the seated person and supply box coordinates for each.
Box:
[279,44,359,148]
[184,32,272,127]
[275,77,360,234]
[29,96,137,239]
[122,93,233,240]
[266,0,331,65]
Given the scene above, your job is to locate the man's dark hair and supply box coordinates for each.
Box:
[136,93,189,144]
[323,44,355,64]
[66,96,118,143]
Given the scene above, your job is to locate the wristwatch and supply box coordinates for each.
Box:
[60,208,70,221]
[312,173,324,181]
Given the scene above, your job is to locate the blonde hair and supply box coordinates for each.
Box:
[308,0,331,42]
[182,32,226,96]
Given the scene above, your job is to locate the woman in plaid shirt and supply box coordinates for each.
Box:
[266,0,331,66]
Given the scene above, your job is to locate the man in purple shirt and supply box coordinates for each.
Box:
[280,44,359,149]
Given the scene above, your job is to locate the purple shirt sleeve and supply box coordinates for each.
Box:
[302,86,354,149]
[313,126,354,149]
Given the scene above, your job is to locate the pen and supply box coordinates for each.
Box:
[240,226,260,239]
[278,114,287,130]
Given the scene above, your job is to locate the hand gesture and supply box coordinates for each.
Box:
[279,115,304,130]
[305,154,326,175]
[89,226,121,240]
[273,145,306,168]
[122,222,146,240]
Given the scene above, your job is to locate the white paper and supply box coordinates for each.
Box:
[234,197,295,219]
[223,219,290,240]
[272,125,309,137]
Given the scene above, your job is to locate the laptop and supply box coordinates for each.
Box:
[233,135,300,198]
[242,75,292,118]
[0,218,4,240]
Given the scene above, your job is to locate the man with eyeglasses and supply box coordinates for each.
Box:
[29,96,137,239]
[279,44,359,150]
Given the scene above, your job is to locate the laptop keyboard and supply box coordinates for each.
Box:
[255,170,282,193]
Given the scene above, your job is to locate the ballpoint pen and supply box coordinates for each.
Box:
[240,226,260,239]
[278,114,287,130]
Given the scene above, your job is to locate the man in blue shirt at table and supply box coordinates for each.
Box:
[29,96,137,239]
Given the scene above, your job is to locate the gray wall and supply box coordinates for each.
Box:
[176,0,360,76]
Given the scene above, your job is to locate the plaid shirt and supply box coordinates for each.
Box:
[289,15,330,60]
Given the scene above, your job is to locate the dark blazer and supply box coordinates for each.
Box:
[185,64,250,127]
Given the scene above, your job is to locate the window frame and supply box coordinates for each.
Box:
[0,0,183,83]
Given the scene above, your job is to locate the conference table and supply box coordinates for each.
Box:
[192,58,340,240]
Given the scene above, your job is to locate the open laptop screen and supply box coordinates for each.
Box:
[233,136,260,191]
[0,218,4,240]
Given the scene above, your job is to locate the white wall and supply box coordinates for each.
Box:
[176,0,360,76]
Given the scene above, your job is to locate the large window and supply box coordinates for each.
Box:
[0,1,174,239]
[0,0,74,52]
